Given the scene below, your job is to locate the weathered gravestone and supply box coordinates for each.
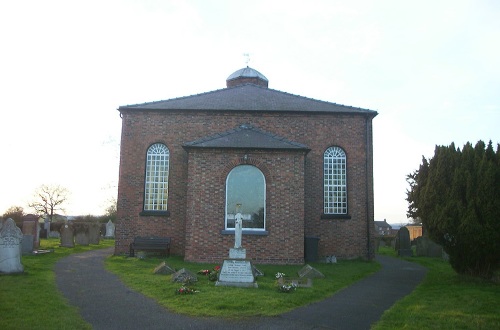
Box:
[21,235,34,255]
[60,223,75,248]
[396,227,413,257]
[0,218,24,274]
[153,261,176,275]
[298,264,325,279]
[171,268,198,283]
[22,216,40,250]
[105,220,115,238]
[415,236,443,258]
[88,222,100,245]
[74,223,90,246]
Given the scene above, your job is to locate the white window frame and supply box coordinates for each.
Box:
[324,146,347,214]
[144,143,169,211]
[225,165,266,231]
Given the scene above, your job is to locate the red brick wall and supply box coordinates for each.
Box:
[116,110,375,263]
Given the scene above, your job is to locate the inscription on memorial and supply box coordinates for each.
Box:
[218,260,254,282]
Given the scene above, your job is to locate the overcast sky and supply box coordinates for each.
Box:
[1,0,498,224]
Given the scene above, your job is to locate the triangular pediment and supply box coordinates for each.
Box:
[183,124,309,150]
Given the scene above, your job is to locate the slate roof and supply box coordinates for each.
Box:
[183,124,310,150]
[118,83,377,116]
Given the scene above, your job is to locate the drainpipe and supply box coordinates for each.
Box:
[365,115,372,260]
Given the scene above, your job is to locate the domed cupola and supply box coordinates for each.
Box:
[226,66,269,88]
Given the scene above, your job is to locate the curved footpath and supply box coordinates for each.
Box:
[55,248,426,330]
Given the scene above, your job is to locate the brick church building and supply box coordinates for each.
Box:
[115,67,377,264]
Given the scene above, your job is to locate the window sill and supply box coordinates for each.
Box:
[139,210,170,217]
[321,214,351,220]
[220,230,269,236]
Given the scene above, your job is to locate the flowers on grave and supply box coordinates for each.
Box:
[275,272,286,279]
[198,265,221,282]
[277,283,298,293]
[175,286,198,295]
[275,272,297,293]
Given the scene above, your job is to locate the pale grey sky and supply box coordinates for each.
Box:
[1,0,499,224]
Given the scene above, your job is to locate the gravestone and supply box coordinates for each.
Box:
[60,223,75,248]
[416,236,443,258]
[105,220,115,238]
[74,223,90,246]
[22,216,40,249]
[216,216,257,288]
[88,222,100,244]
[21,235,34,255]
[171,268,198,283]
[396,227,413,257]
[153,261,176,275]
[298,264,325,279]
[0,218,24,273]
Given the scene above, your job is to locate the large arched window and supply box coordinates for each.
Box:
[225,165,265,230]
[144,143,169,211]
[324,146,347,214]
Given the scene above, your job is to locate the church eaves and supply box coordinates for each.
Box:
[118,84,377,116]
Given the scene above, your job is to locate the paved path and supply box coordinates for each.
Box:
[55,248,426,329]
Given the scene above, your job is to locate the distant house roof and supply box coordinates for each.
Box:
[183,124,310,150]
[374,220,392,229]
[118,83,377,116]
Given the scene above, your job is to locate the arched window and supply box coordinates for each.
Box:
[225,165,266,230]
[144,143,169,211]
[324,146,347,214]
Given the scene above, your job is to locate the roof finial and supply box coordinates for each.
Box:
[243,53,250,67]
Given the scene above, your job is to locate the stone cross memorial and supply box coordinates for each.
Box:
[216,210,257,288]
[0,218,24,274]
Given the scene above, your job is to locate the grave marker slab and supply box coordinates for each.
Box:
[396,227,413,257]
[0,218,24,274]
[298,264,325,279]
[153,261,176,275]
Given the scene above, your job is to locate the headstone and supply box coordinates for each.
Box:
[88,222,100,244]
[416,236,443,258]
[49,231,60,238]
[21,235,34,255]
[171,268,198,283]
[153,261,176,275]
[60,223,75,248]
[0,218,24,274]
[298,264,325,279]
[105,220,115,238]
[396,227,413,257]
[74,223,90,246]
[22,216,40,249]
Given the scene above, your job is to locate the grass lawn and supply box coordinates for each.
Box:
[374,246,500,329]
[0,238,115,330]
[104,254,380,318]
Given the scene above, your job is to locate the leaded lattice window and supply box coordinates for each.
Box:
[324,146,347,214]
[144,143,169,211]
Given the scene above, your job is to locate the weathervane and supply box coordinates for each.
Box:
[243,53,250,67]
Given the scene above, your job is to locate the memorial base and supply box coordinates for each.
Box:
[215,259,258,288]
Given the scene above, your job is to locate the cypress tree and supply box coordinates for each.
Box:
[407,140,500,279]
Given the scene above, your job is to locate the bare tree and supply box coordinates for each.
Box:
[28,184,69,222]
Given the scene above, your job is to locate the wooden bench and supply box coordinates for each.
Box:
[129,236,171,257]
